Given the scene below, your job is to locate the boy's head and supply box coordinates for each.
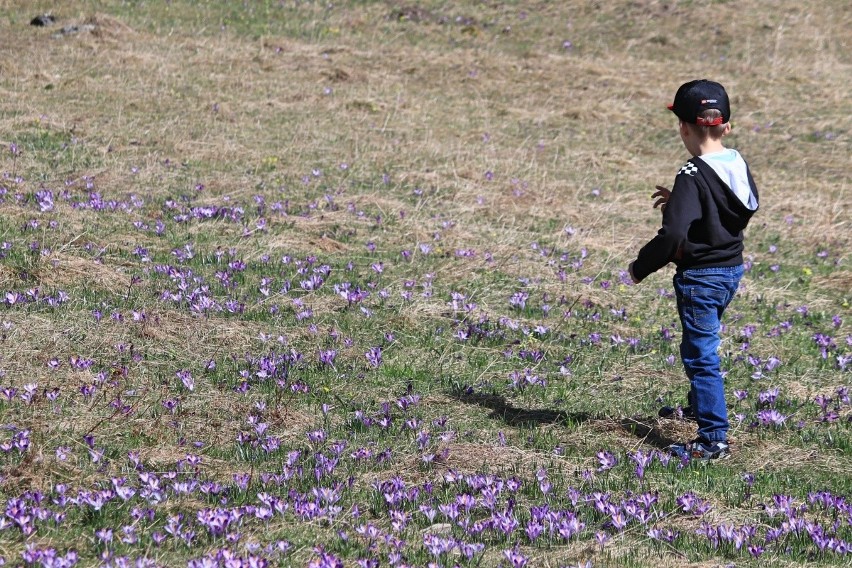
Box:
[668,79,731,139]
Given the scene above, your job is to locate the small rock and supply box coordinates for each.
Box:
[422,523,453,535]
[30,14,56,27]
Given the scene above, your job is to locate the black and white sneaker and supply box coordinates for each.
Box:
[668,438,731,462]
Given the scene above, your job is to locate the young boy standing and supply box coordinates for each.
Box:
[628,80,760,461]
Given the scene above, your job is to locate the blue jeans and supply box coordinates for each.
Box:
[673,265,743,442]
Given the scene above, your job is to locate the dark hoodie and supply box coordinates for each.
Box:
[632,148,759,282]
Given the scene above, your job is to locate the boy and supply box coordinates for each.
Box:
[628,79,759,461]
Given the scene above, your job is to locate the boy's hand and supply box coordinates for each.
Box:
[628,262,640,284]
[652,185,671,213]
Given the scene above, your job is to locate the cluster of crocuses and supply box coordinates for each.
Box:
[813,332,850,368]
[4,443,848,565]
[814,387,850,422]
[148,245,389,321]
[3,288,70,308]
[726,384,852,430]
[731,308,849,372]
[0,172,123,212]
[0,426,30,454]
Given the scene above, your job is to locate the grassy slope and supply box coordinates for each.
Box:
[0,1,850,566]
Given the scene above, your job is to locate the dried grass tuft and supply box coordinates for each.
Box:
[39,252,132,293]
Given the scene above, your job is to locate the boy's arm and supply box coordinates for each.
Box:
[630,175,702,283]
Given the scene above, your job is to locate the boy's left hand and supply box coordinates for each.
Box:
[652,185,671,213]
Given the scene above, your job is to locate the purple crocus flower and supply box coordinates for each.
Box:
[630,450,653,480]
[502,546,528,568]
[525,521,543,542]
[596,450,617,472]
[176,370,194,391]
[758,387,779,406]
[610,511,628,530]
[757,409,787,426]
[677,493,698,513]
[318,350,337,366]
[308,547,344,568]
[365,346,382,368]
[509,291,528,310]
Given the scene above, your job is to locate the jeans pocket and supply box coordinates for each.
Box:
[688,288,728,332]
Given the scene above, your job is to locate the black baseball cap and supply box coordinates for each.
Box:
[668,79,730,126]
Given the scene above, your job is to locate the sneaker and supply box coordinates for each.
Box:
[658,405,697,421]
[668,438,731,462]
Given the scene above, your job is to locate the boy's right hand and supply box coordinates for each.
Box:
[652,185,671,213]
[628,262,640,284]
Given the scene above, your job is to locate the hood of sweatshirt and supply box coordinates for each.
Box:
[699,148,759,211]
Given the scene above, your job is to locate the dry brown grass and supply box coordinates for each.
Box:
[39,251,133,292]
[2,2,847,290]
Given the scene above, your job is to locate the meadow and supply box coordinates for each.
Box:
[0,1,849,566]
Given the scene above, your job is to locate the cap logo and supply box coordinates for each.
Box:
[701,99,718,104]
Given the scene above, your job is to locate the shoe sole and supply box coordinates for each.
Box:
[691,451,731,462]
[668,445,732,462]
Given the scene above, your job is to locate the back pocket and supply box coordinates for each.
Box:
[688,288,728,332]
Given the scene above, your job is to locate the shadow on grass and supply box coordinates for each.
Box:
[450,389,684,451]
[451,390,592,428]
[618,417,681,450]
